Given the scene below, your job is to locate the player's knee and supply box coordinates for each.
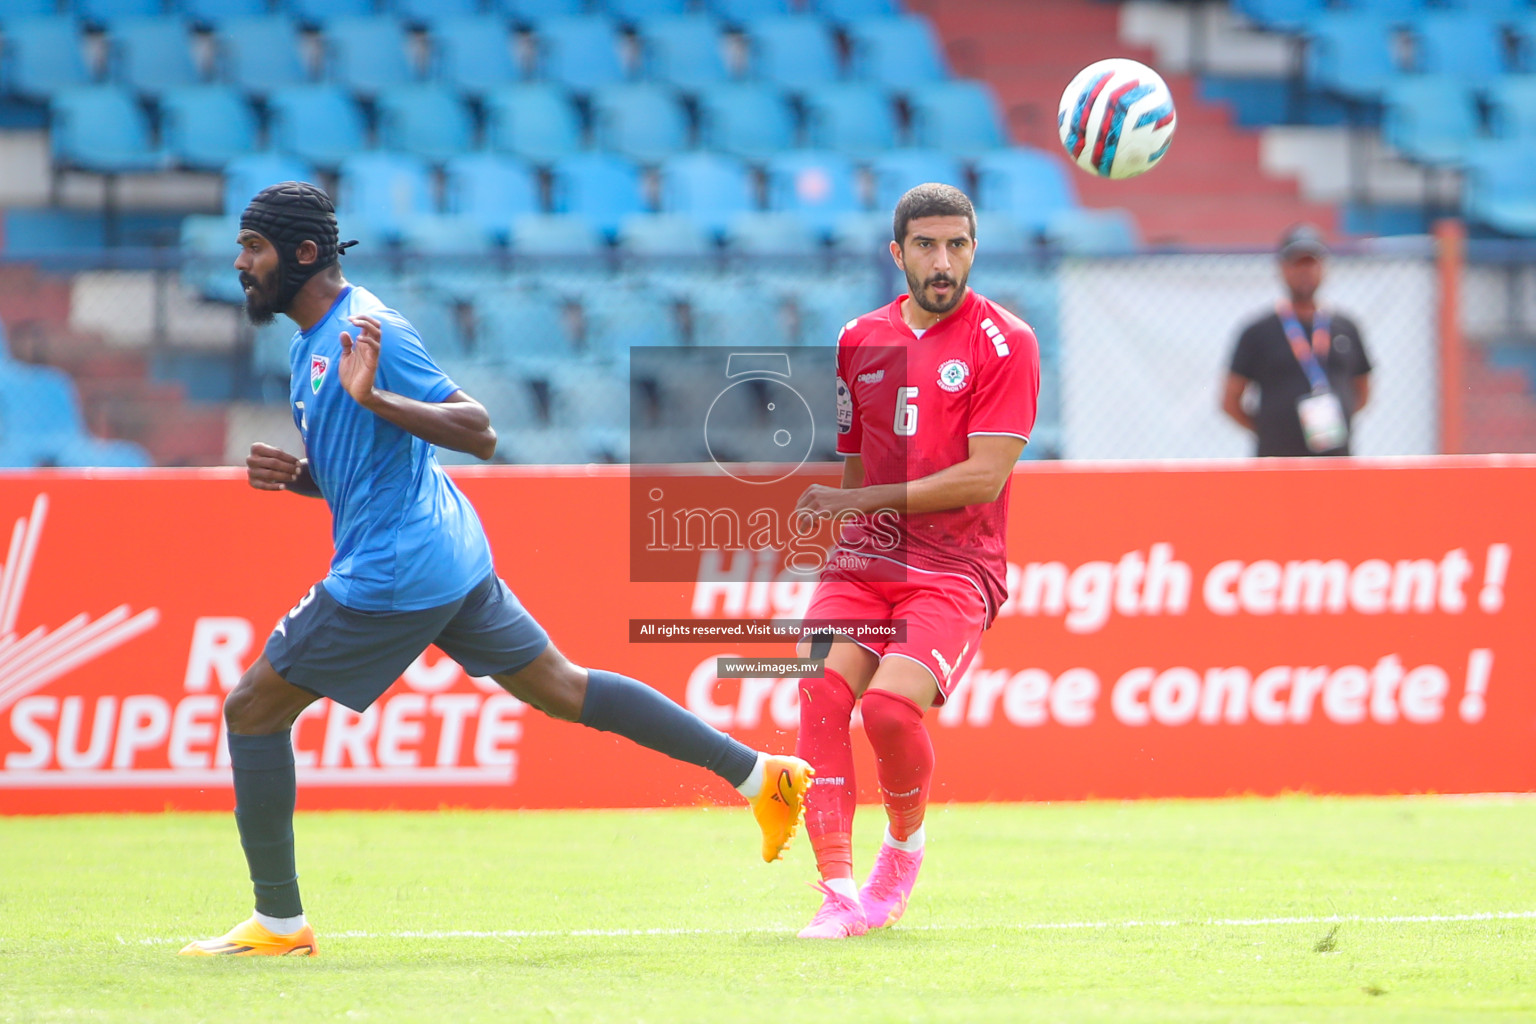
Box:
[542,662,586,721]
[799,672,855,718]
[497,649,586,721]
[860,688,923,743]
[222,669,266,733]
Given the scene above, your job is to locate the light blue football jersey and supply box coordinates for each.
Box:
[288,285,493,612]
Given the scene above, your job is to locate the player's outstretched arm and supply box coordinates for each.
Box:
[247,442,322,497]
[338,314,498,460]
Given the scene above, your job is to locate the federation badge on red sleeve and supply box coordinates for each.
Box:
[835,375,852,434]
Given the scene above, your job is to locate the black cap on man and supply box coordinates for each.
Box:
[238,181,355,325]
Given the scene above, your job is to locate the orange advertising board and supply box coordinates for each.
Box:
[0,458,1531,814]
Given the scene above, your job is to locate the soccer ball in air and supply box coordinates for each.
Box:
[1057,58,1176,180]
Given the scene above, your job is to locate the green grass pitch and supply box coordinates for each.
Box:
[1,796,1532,1023]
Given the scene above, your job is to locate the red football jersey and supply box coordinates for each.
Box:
[832,288,1040,621]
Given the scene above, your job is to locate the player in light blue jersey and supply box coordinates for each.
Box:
[181,182,812,957]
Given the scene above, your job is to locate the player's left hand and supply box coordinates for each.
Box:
[338,314,382,405]
[796,484,859,517]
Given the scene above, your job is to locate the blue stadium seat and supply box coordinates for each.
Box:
[223,152,317,215]
[709,0,794,24]
[396,0,481,26]
[0,364,150,469]
[638,15,730,90]
[160,86,259,169]
[1382,75,1479,164]
[110,18,201,95]
[846,15,948,86]
[265,84,368,167]
[74,0,165,25]
[785,277,880,345]
[1304,12,1401,101]
[431,16,522,95]
[1458,0,1531,15]
[590,83,690,163]
[444,152,541,236]
[1410,12,1509,88]
[509,216,603,263]
[484,84,584,163]
[868,149,965,212]
[1349,0,1429,21]
[376,84,476,162]
[337,151,436,236]
[907,80,1004,153]
[802,83,898,155]
[50,87,168,173]
[581,283,679,361]
[216,17,310,94]
[1231,0,1326,33]
[1487,75,1536,139]
[830,210,892,255]
[324,16,418,96]
[180,214,245,303]
[396,221,502,300]
[617,213,713,255]
[0,0,61,24]
[181,0,271,25]
[765,149,861,237]
[606,0,691,22]
[685,279,789,346]
[494,0,587,23]
[697,82,796,161]
[746,15,840,88]
[56,436,154,469]
[972,212,1027,252]
[813,0,901,22]
[1042,207,1141,255]
[1464,139,1536,233]
[471,289,582,375]
[549,368,630,432]
[658,151,755,237]
[534,15,625,92]
[723,211,818,254]
[551,151,647,236]
[386,284,472,359]
[2,18,92,101]
[285,0,377,25]
[972,147,1077,234]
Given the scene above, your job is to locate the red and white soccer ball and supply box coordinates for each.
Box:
[1057,57,1177,180]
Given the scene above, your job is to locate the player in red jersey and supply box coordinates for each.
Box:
[791,183,1040,938]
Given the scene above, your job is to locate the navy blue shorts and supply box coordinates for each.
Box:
[264,573,550,712]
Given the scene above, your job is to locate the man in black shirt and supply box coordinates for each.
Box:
[1222,225,1372,457]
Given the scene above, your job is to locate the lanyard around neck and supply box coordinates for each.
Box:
[1277,301,1331,391]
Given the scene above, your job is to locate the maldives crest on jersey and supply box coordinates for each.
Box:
[937,358,970,393]
[310,355,329,394]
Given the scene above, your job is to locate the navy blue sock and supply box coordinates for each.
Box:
[578,669,758,787]
[227,731,302,919]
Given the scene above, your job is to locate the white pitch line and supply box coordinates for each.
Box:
[135,909,1536,946]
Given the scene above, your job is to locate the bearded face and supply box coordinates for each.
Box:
[902,259,968,316]
[240,260,285,326]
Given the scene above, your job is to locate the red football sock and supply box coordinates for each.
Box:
[860,688,933,843]
[796,669,857,880]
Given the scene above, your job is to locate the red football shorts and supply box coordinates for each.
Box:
[803,567,987,705]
